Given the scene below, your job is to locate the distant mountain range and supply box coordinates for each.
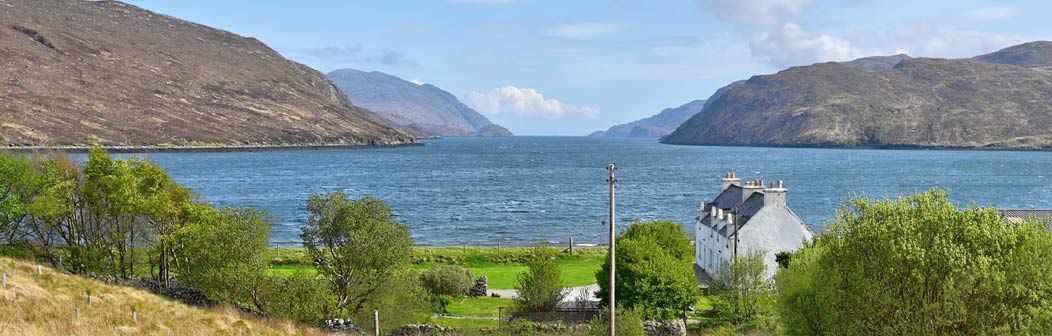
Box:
[590,100,706,138]
[328,69,512,137]
[0,0,415,147]
[663,41,1052,150]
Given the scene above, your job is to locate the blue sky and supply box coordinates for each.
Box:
[124,0,1050,135]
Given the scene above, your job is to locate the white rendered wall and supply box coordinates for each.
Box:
[736,206,814,277]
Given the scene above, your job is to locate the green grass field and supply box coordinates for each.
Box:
[446,297,514,317]
[267,246,607,289]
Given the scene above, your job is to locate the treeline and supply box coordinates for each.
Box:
[0,148,430,333]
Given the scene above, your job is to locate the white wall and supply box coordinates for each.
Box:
[736,206,814,277]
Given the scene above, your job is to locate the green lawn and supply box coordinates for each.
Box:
[268,247,606,289]
[446,297,514,317]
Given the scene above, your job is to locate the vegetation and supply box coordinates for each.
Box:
[589,306,645,336]
[777,189,1052,335]
[420,265,474,296]
[596,220,699,320]
[708,251,776,330]
[0,256,324,336]
[514,246,566,313]
[300,191,429,333]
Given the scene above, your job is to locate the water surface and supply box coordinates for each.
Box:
[112,137,1052,246]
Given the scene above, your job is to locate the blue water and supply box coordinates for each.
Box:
[112,137,1052,247]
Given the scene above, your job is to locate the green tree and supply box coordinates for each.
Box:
[589,306,645,336]
[596,220,699,321]
[265,271,339,324]
[777,189,1052,335]
[514,246,565,313]
[300,191,415,315]
[173,205,273,311]
[709,250,775,324]
[0,152,40,243]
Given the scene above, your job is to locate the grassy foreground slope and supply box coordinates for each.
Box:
[0,257,322,336]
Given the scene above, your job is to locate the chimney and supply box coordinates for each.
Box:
[763,180,787,207]
[720,172,741,191]
[743,179,764,203]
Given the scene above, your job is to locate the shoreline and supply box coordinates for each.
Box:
[659,140,1052,152]
[1,142,424,154]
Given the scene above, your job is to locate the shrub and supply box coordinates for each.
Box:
[596,220,699,320]
[589,306,645,336]
[777,189,1052,334]
[420,265,474,296]
[709,250,775,324]
[514,246,565,313]
[265,272,338,324]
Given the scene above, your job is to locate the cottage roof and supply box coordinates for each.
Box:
[1000,209,1052,229]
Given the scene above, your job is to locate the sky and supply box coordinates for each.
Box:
[124,0,1051,136]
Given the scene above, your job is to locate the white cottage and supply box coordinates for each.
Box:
[695,172,813,281]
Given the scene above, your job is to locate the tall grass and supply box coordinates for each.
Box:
[0,257,323,336]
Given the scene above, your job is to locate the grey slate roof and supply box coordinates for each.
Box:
[1000,209,1052,229]
[700,186,767,237]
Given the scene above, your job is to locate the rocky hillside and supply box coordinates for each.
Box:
[0,0,416,147]
[590,100,706,138]
[663,41,1052,149]
[327,68,512,137]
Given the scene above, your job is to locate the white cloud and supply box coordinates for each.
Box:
[409,79,424,85]
[750,23,863,68]
[544,22,631,39]
[462,86,598,119]
[885,24,1024,59]
[964,6,1019,21]
[696,0,814,26]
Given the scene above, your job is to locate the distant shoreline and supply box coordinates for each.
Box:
[659,141,1052,152]
[2,142,424,154]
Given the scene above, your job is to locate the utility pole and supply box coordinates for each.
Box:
[606,163,617,336]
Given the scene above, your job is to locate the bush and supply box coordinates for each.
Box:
[596,220,699,320]
[709,251,775,324]
[777,189,1052,334]
[514,246,565,313]
[589,306,644,336]
[265,272,338,324]
[420,265,474,296]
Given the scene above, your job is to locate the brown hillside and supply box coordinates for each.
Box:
[663,42,1052,149]
[0,0,416,147]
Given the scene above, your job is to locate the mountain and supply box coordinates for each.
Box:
[663,41,1052,150]
[0,0,416,147]
[327,69,512,137]
[591,100,706,138]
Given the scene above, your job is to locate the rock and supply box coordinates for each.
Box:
[387,324,446,336]
[320,318,367,335]
[469,276,488,297]
[643,320,687,336]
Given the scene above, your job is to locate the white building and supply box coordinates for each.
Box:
[695,172,814,281]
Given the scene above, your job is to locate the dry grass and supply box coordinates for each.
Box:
[0,257,324,336]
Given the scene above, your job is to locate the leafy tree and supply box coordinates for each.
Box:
[300,191,415,315]
[420,265,474,296]
[0,152,40,243]
[173,205,274,311]
[514,246,565,312]
[777,189,1052,335]
[709,250,775,324]
[588,306,645,336]
[596,220,699,320]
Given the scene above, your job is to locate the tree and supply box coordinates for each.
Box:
[709,250,775,324]
[300,191,415,315]
[777,189,1052,335]
[514,246,565,312]
[596,220,699,321]
[173,205,274,311]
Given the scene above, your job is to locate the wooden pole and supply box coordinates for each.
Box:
[569,237,574,255]
[606,163,617,336]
